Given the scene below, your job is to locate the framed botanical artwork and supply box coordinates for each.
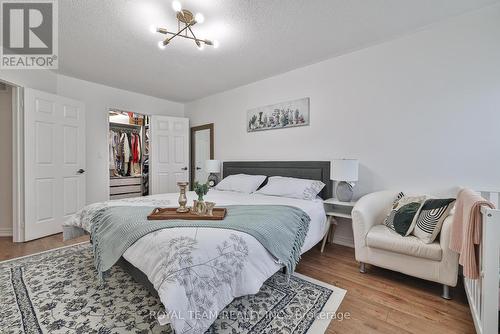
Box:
[247,97,310,132]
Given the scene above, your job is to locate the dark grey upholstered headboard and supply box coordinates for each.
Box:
[222,161,332,200]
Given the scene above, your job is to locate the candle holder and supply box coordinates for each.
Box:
[176,182,190,213]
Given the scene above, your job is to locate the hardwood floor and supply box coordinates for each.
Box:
[0,234,474,334]
[297,244,475,334]
[0,233,89,261]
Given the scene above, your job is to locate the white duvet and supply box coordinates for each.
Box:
[66,190,327,334]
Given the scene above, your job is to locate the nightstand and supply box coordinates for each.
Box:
[321,198,357,253]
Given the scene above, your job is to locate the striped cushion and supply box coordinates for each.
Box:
[412,198,456,243]
[383,192,404,229]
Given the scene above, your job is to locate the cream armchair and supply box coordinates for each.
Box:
[352,190,459,299]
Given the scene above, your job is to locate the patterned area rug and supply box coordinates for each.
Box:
[0,243,345,334]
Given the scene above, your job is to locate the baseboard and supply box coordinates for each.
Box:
[0,228,13,237]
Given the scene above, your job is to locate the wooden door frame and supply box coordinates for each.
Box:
[190,123,214,188]
[6,80,24,242]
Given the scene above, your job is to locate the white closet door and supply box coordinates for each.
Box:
[24,88,85,241]
[150,116,189,194]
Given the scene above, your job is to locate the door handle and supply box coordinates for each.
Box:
[181,167,188,171]
[77,169,85,174]
[196,167,202,170]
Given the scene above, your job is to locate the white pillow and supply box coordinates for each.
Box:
[255,176,325,200]
[214,174,267,194]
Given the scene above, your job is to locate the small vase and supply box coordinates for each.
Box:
[205,202,215,216]
[194,199,207,215]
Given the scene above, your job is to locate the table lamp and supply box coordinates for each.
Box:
[205,160,221,187]
[331,159,359,202]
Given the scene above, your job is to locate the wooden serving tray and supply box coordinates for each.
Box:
[147,207,227,221]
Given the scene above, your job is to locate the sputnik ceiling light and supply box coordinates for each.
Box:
[152,0,219,50]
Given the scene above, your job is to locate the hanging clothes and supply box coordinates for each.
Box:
[132,133,141,163]
[136,133,142,163]
[142,125,150,196]
[131,133,141,176]
[121,132,131,176]
[109,130,120,177]
[109,125,145,178]
[115,132,123,174]
[109,130,116,170]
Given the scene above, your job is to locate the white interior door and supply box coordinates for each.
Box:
[24,88,85,241]
[150,116,189,194]
[194,129,210,183]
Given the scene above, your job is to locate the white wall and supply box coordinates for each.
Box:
[0,70,58,94]
[186,6,500,198]
[0,86,12,236]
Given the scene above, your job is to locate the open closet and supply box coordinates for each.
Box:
[109,109,150,199]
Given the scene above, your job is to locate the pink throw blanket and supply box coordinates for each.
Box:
[449,188,495,279]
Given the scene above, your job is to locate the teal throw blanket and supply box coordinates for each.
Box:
[90,205,311,279]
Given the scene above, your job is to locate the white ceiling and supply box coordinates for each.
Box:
[58,0,498,102]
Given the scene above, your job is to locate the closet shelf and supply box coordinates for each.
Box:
[110,122,142,129]
[110,176,141,179]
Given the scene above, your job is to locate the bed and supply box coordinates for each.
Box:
[64,161,331,334]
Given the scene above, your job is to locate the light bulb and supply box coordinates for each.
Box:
[158,41,166,50]
[197,43,205,51]
[213,40,220,48]
[172,0,182,12]
[149,25,157,34]
[194,13,204,24]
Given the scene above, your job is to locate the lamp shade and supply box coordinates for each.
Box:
[205,160,220,173]
[331,159,358,182]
